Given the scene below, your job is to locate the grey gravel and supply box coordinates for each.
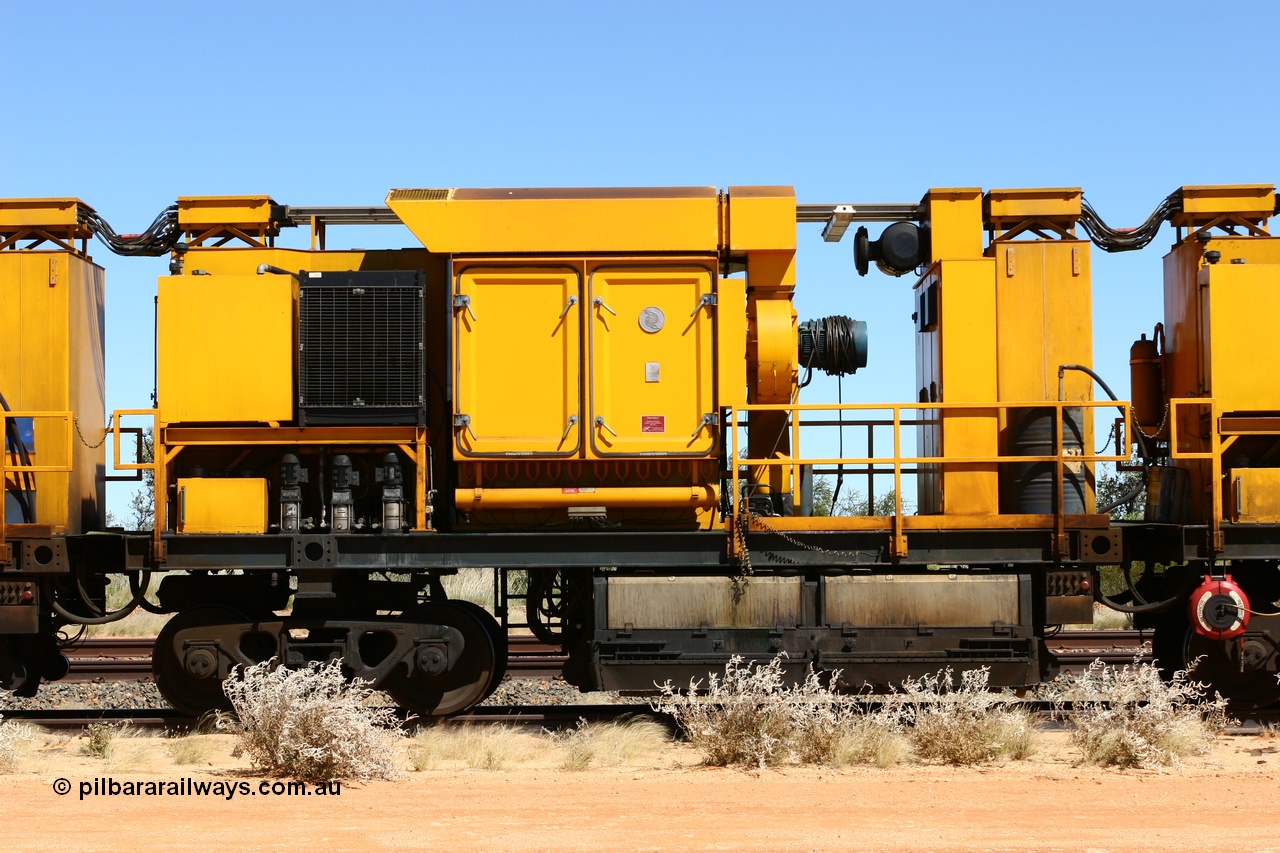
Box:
[1,677,644,713]
[1,681,166,712]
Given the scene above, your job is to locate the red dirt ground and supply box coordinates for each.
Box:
[4,731,1279,852]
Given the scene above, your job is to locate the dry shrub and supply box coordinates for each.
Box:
[0,715,34,771]
[898,667,1040,765]
[1043,656,1229,768]
[408,723,538,771]
[547,716,669,771]
[654,654,856,769]
[222,659,403,782]
[80,722,127,759]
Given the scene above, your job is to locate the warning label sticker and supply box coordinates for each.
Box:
[640,415,665,433]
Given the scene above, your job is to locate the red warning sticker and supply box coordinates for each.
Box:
[641,415,665,433]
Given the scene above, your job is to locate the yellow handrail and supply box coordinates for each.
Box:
[111,409,162,559]
[729,399,1132,530]
[1,409,72,565]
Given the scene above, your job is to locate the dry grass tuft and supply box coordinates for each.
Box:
[897,667,1040,765]
[1042,656,1230,768]
[221,659,403,782]
[166,734,210,766]
[408,723,539,771]
[546,716,670,771]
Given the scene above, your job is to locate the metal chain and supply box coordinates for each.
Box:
[730,512,754,603]
[73,414,114,449]
[1131,403,1169,442]
[1095,422,1117,455]
[736,510,884,563]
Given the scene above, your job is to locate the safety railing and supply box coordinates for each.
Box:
[1,410,73,564]
[1166,397,1236,552]
[111,409,162,558]
[728,400,1132,557]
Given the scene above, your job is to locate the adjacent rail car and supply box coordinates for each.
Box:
[1,184,1277,715]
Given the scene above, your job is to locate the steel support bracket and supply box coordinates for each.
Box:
[890,531,908,560]
[1209,528,1224,555]
[150,538,168,565]
[1052,532,1071,561]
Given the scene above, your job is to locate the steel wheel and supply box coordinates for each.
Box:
[448,599,508,700]
[153,605,248,718]
[1182,629,1280,710]
[383,602,496,717]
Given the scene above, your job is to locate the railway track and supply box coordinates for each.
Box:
[11,629,1270,731]
[0,704,654,731]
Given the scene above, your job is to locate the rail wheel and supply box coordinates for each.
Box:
[1151,607,1280,710]
[448,599,507,700]
[383,602,496,717]
[1180,630,1280,710]
[153,605,247,718]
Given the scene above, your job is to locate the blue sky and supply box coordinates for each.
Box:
[3,1,1278,514]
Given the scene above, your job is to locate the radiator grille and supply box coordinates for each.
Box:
[298,270,424,422]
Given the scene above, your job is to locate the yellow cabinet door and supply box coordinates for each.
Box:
[157,274,296,425]
[587,266,716,457]
[454,267,582,457]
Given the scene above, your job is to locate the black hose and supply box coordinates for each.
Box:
[130,569,168,615]
[1092,586,1181,615]
[1057,364,1150,514]
[44,571,153,626]
[0,390,36,523]
[1123,563,1147,606]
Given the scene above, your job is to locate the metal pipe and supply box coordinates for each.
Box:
[456,486,718,510]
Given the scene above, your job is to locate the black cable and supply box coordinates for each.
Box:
[1078,192,1181,253]
[78,204,181,257]
[800,316,865,377]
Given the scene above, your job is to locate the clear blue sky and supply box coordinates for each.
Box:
[3,1,1277,515]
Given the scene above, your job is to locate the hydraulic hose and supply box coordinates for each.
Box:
[44,571,153,625]
[0,390,36,523]
[1057,364,1150,514]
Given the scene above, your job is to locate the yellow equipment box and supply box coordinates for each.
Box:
[177,478,268,534]
[157,274,296,425]
[1232,468,1280,523]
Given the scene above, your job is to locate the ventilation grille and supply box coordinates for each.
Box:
[387,188,450,202]
[298,271,424,422]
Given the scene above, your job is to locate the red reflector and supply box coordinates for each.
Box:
[20,589,34,602]
[1079,579,1091,592]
